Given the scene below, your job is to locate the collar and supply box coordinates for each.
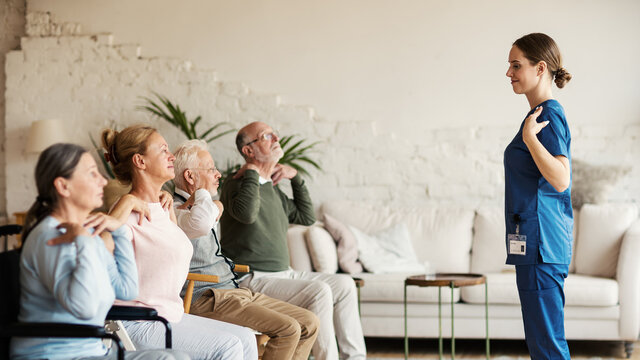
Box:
[174,188,191,203]
[258,176,272,185]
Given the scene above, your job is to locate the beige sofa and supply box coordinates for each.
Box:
[286,201,640,357]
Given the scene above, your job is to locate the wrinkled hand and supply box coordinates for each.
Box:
[233,163,260,179]
[522,106,548,146]
[120,194,151,225]
[47,222,91,246]
[83,212,123,236]
[159,190,174,211]
[213,200,224,221]
[176,192,196,210]
[271,164,297,185]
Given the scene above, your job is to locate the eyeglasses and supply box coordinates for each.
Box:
[245,132,278,147]
[192,167,219,174]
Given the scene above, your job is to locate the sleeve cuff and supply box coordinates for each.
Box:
[111,224,133,242]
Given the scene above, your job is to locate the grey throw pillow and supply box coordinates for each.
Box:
[571,158,631,209]
[323,213,364,274]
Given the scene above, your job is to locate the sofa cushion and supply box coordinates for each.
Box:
[322,201,474,273]
[287,224,313,272]
[304,225,339,273]
[323,213,363,274]
[574,204,638,278]
[355,272,460,303]
[349,223,424,274]
[460,272,519,305]
[470,207,512,274]
[461,272,619,307]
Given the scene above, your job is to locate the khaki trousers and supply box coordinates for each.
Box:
[191,287,319,360]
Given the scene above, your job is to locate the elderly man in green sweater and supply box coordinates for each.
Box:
[220,121,366,360]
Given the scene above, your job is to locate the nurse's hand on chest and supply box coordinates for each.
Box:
[522,106,548,147]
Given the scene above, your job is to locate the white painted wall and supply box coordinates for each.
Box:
[27,0,640,133]
[3,0,639,215]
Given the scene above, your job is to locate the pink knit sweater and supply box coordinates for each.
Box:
[115,203,193,323]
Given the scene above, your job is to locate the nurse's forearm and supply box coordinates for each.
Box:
[524,137,570,192]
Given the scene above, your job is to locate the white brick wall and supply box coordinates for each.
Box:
[3,11,639,216]
[0,0,26,222]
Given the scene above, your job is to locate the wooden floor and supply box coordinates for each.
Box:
[365,337,640,359]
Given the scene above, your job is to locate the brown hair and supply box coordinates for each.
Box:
[22,143,88,241]
[513,33,572,89]
[101,124,157,185]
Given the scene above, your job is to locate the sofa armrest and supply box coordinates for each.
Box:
[617,218,640,339]
[287,224,314,272]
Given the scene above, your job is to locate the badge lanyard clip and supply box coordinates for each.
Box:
[509,213,526,256]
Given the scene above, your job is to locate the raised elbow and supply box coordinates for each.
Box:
[554,183,569,193]
[553,178,570,193]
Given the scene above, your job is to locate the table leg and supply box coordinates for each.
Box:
[357,285,361,316]
[451,282,455,360]
[404,282,408,360]
[485,281,490,360]
[438,286,443,360]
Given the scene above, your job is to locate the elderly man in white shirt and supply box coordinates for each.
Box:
[172,139,319,360]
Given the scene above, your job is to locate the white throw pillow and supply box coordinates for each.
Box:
[304,226,339,273]
[349,223,425,274]
[574,204,638,278]
[471,207,512,274]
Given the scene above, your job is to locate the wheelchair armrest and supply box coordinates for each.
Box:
[2,322,105,338]
[1,323,125,360]
[106,305,158,320]
[105,305,172,349]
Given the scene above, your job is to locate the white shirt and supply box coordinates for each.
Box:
[174,188,220,240]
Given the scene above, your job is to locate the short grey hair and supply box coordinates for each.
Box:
[173,139,208,190]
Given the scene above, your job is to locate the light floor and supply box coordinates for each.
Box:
[365,338,640,359]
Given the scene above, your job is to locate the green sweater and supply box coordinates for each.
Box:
[219,169,316,271]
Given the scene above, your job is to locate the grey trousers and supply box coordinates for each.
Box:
[243,269,367,360]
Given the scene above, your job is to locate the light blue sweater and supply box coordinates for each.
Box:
[10,216,138,360]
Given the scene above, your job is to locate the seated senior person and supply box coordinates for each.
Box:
[102,125,258,360]
[219,121,366,360]
[11,143,188,360]
[172,139,319,360]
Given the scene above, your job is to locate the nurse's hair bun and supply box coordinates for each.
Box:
[554,67,572,89]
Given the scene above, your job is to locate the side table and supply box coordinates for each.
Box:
[404,273,489,360]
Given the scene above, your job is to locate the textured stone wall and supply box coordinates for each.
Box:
[4,11,639,216]
[0,0,26,222]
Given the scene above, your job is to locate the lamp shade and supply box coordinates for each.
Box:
[26,119,67,153]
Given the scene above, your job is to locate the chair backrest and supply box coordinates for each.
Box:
[1,224,22,252]
[0,248,22,356]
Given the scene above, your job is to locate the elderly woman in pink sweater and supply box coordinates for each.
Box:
[102,124,257,360]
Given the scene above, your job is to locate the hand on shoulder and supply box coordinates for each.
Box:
[271,164,297,185]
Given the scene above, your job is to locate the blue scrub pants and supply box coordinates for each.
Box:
[516,263,570,360]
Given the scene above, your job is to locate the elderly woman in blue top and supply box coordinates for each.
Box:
[10,143,189,360]
[504,33,574,360]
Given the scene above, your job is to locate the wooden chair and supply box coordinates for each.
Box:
[182,265,270,357]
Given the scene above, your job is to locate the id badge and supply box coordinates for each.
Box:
[508,234,527,255]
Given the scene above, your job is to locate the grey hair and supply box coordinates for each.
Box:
[173,139,209,190]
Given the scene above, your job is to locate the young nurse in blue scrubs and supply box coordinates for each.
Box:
[504,33,573,360]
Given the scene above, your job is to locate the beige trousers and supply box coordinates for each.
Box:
[190,287,319,360]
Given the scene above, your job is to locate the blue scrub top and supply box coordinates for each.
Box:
[504,99,573,265]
